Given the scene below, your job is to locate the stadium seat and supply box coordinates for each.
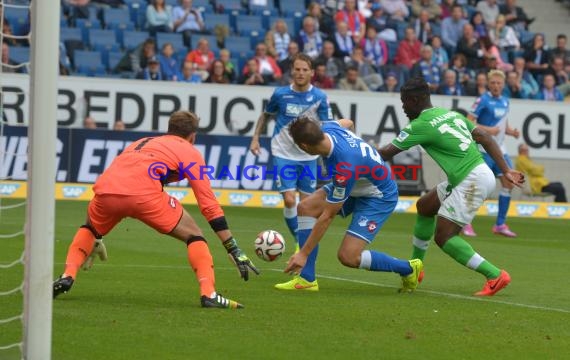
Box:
[122,30,150,50]
[106,51,125,72]
[74,50,106,76]
[76,19,102,43]
[280,0,306,17]
[386,41,399,63]
[8,46,30,65]
[249,4,278,16]
[217,0,245,13]
[204,13,231,33]
[60,27,83,43]
[103,8,132,28]
[224,35,253,53]
[193,0,213,13]
[165,0,178,7]
[89,29,120,52]
[156,32,186,52]
[4,6,30,36]
[246,30,266,49]
[235,15,263,35]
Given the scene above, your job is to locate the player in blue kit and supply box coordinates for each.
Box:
[282,117,423,292]
[463,70,520,237]
[250,53,332,250]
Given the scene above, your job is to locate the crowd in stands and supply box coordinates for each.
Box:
[1,0,570,101]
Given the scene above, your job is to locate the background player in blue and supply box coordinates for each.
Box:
[282,117,423,292]
[464,70,520,238]
[249,53,333,243]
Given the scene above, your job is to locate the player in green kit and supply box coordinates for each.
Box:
[379,77,525,296]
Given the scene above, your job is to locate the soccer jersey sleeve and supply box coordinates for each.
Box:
[317,94,333,121]
[391,122,431,150]
[264,89,280,115]
[325,167,355,204]
[470,96,486,119]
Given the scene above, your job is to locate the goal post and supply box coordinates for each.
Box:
[23,0,60,358]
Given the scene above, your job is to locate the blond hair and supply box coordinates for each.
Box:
[487,69,505,80]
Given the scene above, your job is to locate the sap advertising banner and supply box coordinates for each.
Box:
[2,73,569,159]
[1,125,273,190]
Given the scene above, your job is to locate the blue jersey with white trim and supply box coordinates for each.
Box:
[470,91,509,153]
[265,85,332,161]
[322,122,398,203]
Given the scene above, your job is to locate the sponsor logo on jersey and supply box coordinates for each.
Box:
[332,186,345,199]
[165,190,188,201]
[285,103,308,117]
[546,205,569,217]
[396,131,409,142]
[61,186,87,198]
[261,194,282,207]
[229,193,252,205]
[515,204,539,216]
[367,221,377,233]
[0,183,20,196]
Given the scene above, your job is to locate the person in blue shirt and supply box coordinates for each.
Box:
[283,117,423,291]
[250,53,332,256]
[464,70,520,238]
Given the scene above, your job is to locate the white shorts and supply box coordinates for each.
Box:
[436,164,496,226]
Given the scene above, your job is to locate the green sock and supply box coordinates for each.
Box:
[441,236,501,279]
[411,215,435,260]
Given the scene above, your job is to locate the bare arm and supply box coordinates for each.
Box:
[505,123,520,138]
[249,112,273,155]
[378,143,404,162]
[468,113,500,136]
[337,118,355,132]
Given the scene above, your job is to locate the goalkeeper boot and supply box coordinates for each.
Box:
[53,275,74,299]
[200,292,243,309]
[274,275,319,291]
[399,259,423,293]
[474,270,511,296]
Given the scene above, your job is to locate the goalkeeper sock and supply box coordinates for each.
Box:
[441,236,501,279]
[298,216,318,282]
[359,250,412,276]
[411,214,435,261]
[283,206,298,240]
[63,227,95,279]
[187,240,216,297]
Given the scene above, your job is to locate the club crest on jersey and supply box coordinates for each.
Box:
[358,216,369,226]
[367,221,377,232]
[306,94,314,102]
[397,131,409,141]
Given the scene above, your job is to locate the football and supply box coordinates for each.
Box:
[254,230,286,262]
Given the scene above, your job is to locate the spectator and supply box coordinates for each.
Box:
[1,42,18,73]
[394,27,422,70]
[91,0,125,8]
[366,3,397,42]
[546,56,569,86]
[412,45,440,93]
[83,116,97,129]
[63,0,91,26]
[146,0,173,36]
[266,19,291,62]
[2,19,19,47]
[377,71,400,92]
[431,36,449,70]
[524,34,550,78]
[490,14,520,53]
[439,0,455,20]
[179,61,203,83]
[441,5,468,51]
[159,43,181,81]
[411,0,441,22]
[500,0,533,32]
[307,1,334,38]
[206,59,231,84]
[185,37,215,81]
[113,120,126,131]
[360,26,388,68]
[128,38,157,74]
[347,46,384,91]
[314,40,346,82]
[456,24,484,69]
[451,53,475,87]
[550,34,570,73]
[502,70,530,99]
[466,72,488,97]
[278,41,300,83]
[247,43,283,84]
[414,10,433,45]
[515,143,567,203]
[219,48,236,83]
[334,0,366,43]
[513,57,539,97]
[312,62,335,89]
[136,56,163,80]
[380,0,409,22]
[480,35,513,72]
[239,59,266,85]
[438,69,464,96]
[172,0,206,48]
[476,0,499,29]
[332,21,354,61]
[297,16,323,59]
[470,11,488,39]
[338,65,370,91]
[535,74,563,101]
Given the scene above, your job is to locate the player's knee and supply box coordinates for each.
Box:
[282,193,296,208]
[80,224,102,239]
[185,235,207,246]
[337,249,359,268]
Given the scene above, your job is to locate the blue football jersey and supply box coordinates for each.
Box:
[322,122,398,203]
[265,85,332,161]
[470,91,510,153]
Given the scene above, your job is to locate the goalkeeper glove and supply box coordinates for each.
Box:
[223,237,260,281]
[81,238,108,271]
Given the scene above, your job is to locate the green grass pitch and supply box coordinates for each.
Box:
[1,200,569,359]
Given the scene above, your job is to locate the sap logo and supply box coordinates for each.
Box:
[166,190,188,201]
[261,195,282,207]
[0,184,20,196]
[546,205,569,217]
[394,200,413,212]
[515,204,539,216]
[229,193,252,206]
[485,203,498,216]
[62,186,87,198]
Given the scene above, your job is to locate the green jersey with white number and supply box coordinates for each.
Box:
[392,107,484,187]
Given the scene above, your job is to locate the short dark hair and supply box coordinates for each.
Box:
[401,77,430,97]
[289,116,324,147]
[557,34,567,40]
[167,111,200,138]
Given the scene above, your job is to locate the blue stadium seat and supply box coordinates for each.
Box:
[224,35,253,57]
[156,32,186,52]
[8,46,30,65]
[165,0,178,7]
[386,41,399,63]
[127,0,147,30]
[217,0,245,13]
[76,19,102,43]
[74,50,106,76]
[193,0,213,12]
[280,0,306,17]
[89,29,120,51]
[246,30,266,49]
[235,15,263,35]
[204,13,231,32]
[103,8,132,27]
[106,51,125,72]
[4,7,30,36]
[122,30,150,50]
[249,3,278,16]
[60,27,83,43]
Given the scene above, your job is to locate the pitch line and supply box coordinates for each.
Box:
[64,262,570,314]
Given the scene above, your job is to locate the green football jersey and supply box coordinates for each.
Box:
[392,107,484,187]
